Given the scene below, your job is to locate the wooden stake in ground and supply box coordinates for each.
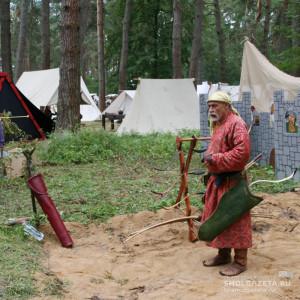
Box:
[22,144,39,226]
[0,148,6,177]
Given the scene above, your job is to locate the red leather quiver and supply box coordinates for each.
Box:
[28,173,73,248]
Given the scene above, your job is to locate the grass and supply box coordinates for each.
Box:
[0,226,40,299]
[0,127,298,299]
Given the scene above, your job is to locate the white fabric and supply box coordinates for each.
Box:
[80,105,101,122]
[239,40,300,112]
[105,93,118,99]
[104,90,136,115]
[17,68,59,106]
[197,82,240,102]
[197,81,210,95]
[208,83,240,102]
[117,78,200,134]
[16,68,101,120]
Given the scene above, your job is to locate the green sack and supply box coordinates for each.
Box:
[198,179,263,242]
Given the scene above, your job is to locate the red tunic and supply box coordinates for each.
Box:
[201,112,252,249]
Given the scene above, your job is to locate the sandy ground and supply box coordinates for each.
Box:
[32,191,300,300]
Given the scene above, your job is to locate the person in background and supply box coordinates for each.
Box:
[44,106,53,118]
[202,91,251,276]
[285,111,298,133]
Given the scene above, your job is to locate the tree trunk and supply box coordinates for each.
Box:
[56,0,81,131]
[189,0,204,83]
[80,0,91,80]
[292,1,300,48]
[261,0,271,58]
[16,0,30,80]
[213,0,226,82]
[41,0,50,69]
[152,0,160,78]
[118,0,132,92]
[97,0,105,112]
[247,1,257,43]
[0,0,13,78]
[274,0,289,52]
[172,0,183,78]
[27,0,36,70]
[292,1,300,76]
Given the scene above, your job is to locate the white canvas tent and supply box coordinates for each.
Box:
[197,82,240,102]
[197,81,210,95]
[209,83,240,102]
[104,90,135,115]
[240,40,300,112]
[16,68,101,121]
[117,78,200,134]
[80,105,101,122]
[79,104,101,122]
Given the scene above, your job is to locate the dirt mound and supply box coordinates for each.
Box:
[32,192,300,300]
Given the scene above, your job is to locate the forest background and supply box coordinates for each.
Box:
[0,2,300,297]
[0,0,300,129]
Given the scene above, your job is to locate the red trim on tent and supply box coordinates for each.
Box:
[0,72,46,140]
[0,78,5,91]
[0,72,7,90]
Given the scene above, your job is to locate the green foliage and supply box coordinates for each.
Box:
[274,47,300,76]
[0,225,41,300]
[84,75,99,94]
[1,112,26,142]
[36,128,183,165]
[248,166,298,193]
[8,0,300,94]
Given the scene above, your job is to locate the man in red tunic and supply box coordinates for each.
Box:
[201,91,251,276]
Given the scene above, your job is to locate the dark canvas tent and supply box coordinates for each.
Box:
[0,72,54,140]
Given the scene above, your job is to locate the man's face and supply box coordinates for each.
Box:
[288,114,296,123]
[208,101,229,122]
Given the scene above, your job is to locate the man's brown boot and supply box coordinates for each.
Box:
[219,249,247,276]
[203,248,232,267]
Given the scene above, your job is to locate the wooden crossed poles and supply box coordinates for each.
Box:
[175,136,211,242]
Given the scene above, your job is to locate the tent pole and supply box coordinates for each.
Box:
[22,146,39,226]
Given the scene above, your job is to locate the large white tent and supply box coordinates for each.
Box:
[117,78,200,134]
[197,82,240,102]
[240,40,300,112]
[16,68,101,121]
[104,90,135,115]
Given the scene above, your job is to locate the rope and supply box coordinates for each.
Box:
[0,115,29,119]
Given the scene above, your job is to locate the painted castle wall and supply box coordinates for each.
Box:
[274,90,300,181]
[199,91,300,181]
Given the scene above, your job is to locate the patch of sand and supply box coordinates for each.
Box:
[32,192,300,300]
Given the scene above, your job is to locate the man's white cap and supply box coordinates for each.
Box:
[208,91,232,104]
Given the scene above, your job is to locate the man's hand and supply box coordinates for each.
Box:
[202,154,213,167]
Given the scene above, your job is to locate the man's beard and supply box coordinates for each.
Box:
[209,113,220,122]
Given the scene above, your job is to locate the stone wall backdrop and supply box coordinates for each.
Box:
[198,90,300,181]
[199,93,210,137]
[274,90,300,181]
[250,112,275,166]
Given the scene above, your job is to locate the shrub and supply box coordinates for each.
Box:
[36,128,198,165]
